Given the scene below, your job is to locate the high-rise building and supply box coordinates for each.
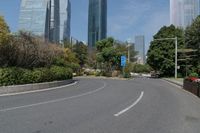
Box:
[59,0,71,43]
[135,35,145,64]
[18,0,71,43]
[170,0,200,28]
[18,0,51,38]
[88,0,107,47]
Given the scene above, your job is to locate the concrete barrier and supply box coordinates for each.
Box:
[0,79,74,95]
[183,80,200,97]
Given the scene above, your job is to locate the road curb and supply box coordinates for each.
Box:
[0,79,75,95]
[75,76,129,80]
[163,79,200,99]
[163,78,183,87]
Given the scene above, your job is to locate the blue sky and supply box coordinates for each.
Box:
[0,0,170,50]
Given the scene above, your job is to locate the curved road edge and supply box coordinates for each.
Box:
[0,79,76,97]
[0,80,107,112]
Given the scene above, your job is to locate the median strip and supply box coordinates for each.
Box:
[0,81,78,97]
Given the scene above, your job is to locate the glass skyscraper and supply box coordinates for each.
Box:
[18,0,50,38]
[59,0,71,43]
[170,0,200,28]
[88,0,107,47]
[19,0,71,43]
[135,35,146,64]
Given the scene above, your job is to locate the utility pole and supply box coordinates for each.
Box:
[127,39,131,63]
[128,45,130,63]
[175,37,178,79]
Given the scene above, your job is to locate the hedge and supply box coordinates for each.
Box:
[0,66,73,86]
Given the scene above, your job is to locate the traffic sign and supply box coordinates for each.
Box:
[121,56,126,67]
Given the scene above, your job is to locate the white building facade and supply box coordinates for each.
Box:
[135,35,146,64]
[170,0,200,28]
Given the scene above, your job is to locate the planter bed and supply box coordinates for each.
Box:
[183,79,200,97]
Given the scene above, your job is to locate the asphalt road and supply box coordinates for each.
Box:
[0,78,200,133]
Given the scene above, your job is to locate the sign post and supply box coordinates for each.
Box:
[121,56,127,76]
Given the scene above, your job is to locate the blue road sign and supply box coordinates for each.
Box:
[121,56,126,67]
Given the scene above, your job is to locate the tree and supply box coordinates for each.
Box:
[63,39,72,49]
[0,16,11,66]
[147,25,185,77]
[96,37,114,51]
[114,41,138,63]
[132,64,152,73]
[96,38,116,72]
[0,31,65,68]
[72,42,88,67]
[63,48,79,64]
[0,16,10,45]
[185,16,200,74]
[96,37,137,75]
[87,49,97,69]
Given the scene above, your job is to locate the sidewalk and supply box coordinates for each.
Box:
[163,78,183,87]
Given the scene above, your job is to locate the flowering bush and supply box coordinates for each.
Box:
[186,77,199,82]
[186,77,200,83]
[194,79,200,83]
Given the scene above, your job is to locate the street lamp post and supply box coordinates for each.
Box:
[127,39,132,63]
[153,37,178,79]
[128,45,130,63]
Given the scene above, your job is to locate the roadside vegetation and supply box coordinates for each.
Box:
[81,38,151,78]
[147,16,200,78]
[0,16,76,86]
[1,13,199,86]
[185,16,200,78]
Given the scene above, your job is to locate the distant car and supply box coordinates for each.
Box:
[150,71,160,78]
[141,74,151,78]
[130,73,140,77]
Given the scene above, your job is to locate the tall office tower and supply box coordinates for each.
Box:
[88,0,107,47]
[18,0,51,39]
[19,0,71,43]
[170,0,200,28]
[135,35,146,64]
[59,0,71,43]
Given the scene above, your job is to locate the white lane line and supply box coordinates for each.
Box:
[0,82,78,97]
[0,81,106,112]
[114,91,144,117]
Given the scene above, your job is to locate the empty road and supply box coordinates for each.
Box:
[0,78,200,133]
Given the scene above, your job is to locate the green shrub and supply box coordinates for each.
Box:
[53,57,66,67]
[0,67,25,86]
[123,63,132,78]
[0,66,73,86]
[22,68,51,83]
[132,64,152,73]
[95,71,102,77]
[102,71,112,77]
[20,69,33,83]
[189,72,199,78]
[50,66,73,80]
